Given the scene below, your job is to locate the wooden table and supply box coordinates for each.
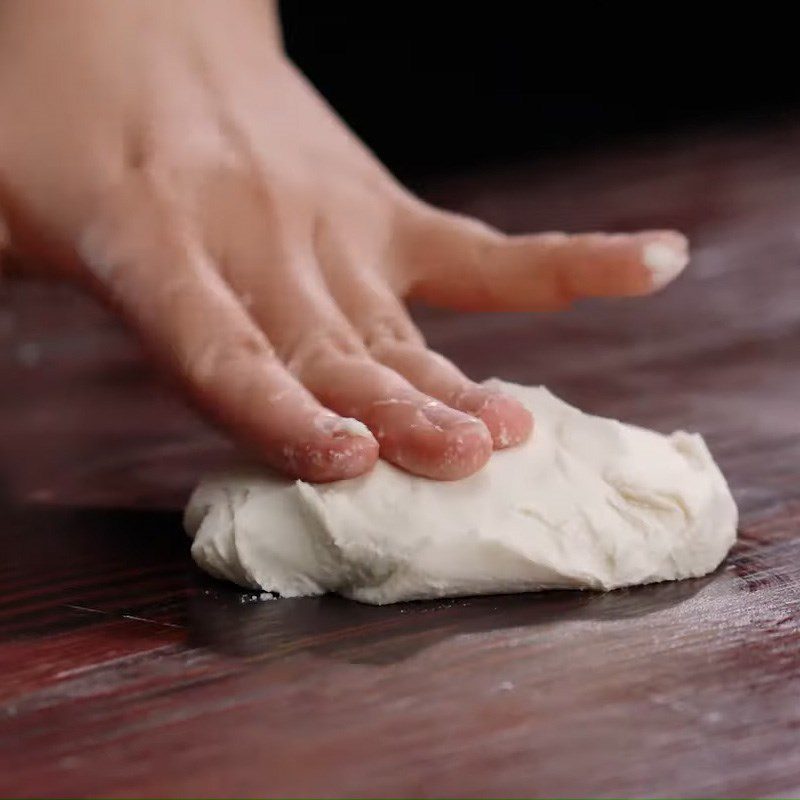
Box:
[2,124,800,798]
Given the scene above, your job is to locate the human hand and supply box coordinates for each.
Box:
[0,0,687,481]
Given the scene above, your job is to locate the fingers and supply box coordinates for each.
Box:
[82,220,378,482]
[369,338,533,449]
[213,229,495,481]
[402,207,688,311]
[323,262,533,449]
[296,348,493,480]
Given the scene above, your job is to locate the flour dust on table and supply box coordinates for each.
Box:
[185,381,737,605]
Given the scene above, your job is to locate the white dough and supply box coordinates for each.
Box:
[185,381,737,605]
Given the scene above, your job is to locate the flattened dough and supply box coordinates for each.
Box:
[185,381,737,605]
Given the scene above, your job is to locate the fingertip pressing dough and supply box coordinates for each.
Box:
[185,381,738,605]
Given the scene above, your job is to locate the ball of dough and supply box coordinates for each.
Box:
[185,382,737,605]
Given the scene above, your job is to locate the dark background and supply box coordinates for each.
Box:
[281,3,799,181]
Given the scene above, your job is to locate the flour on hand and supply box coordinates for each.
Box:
[185,381,737,605]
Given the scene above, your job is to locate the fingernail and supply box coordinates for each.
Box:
[421,399,486,432]
[455,388,533,448]
[316,414,376,441]
[451,387,492,416]
[643,241,688,289]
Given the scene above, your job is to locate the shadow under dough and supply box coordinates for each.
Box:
[187,570,720,665]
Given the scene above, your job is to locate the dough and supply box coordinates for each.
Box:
[185,381,737,605]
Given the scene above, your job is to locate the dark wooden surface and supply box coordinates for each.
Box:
[2,124,800,798]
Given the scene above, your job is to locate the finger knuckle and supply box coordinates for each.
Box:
[282,327,364,378]
[184,335,273,391]
[362,316,424,357]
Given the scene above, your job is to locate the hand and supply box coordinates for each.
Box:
[0,0,687,481]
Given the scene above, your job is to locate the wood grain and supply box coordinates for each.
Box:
[2,123,800,797]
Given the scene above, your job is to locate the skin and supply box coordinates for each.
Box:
[0,0,688,482]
